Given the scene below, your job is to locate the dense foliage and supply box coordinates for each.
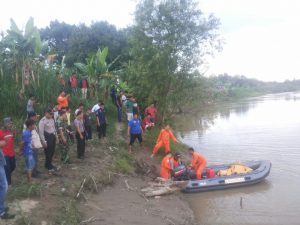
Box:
[40,20,129,68]
[0,0,300,122]
[127,0,220,119]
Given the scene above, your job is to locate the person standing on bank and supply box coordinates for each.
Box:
[25,112,42,178]
[26,95,37,117]
[116,91,123,123]
[0,139,15,220]
[39,109,58,173]
[79,76,88,99]
[128,113,143,153]
[0,118,16,185]
[96,103,107,139]
[74,111,86,159]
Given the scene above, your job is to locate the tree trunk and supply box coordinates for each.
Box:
[0,66,3,80]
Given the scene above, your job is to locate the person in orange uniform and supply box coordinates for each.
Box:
[160,152,174,179]
[188,147,207,180]
[171,152,182,168]
[151,125,178,158]
[57,91,70,109]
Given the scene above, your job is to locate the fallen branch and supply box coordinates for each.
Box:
[124,179,137,191]
[139,193,149,202]
[89,175,99,193]
[80,216,104,225]
[141,179,188,197]
[145,187,179,197]
[76,178,87,199]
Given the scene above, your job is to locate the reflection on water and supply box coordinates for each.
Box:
[177,92,300,225]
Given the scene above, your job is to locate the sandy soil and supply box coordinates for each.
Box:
[80,176,195,225]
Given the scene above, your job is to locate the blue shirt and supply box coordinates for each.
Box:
[96,108,106,124]
[128,119,142,134]
[22,130,33,156]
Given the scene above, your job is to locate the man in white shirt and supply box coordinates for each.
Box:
[91,100,101,113]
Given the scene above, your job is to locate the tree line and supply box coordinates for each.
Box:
[0,0,299,121]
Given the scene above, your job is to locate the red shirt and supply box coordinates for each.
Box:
[142,116,152,130]
[70,75,77,88]
[0,130,15,157]
[82,79,87,88]
[145,106,157,118]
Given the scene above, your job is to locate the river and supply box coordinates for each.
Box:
[176,92,300,225]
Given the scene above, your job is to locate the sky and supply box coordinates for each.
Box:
[1,0,300,81]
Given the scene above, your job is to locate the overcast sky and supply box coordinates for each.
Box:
[1,0,300,81]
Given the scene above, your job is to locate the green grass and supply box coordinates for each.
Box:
[7,181,43,200]
[54,200,81,225]
[112,149,135,174]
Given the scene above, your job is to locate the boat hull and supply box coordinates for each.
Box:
[183,160,271,193]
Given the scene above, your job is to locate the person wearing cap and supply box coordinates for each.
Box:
[74,110,86,159]
[38,109,58,172]
[0,135,15,219]
[0,118,16,185]
[55,110,70,163]
[25,112,42,178]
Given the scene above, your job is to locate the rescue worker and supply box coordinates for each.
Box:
[160,152,174,180]
[55,110,70,163]
[57,91,70,109]
[171,152,182,168]
[188,147,207,180]
[151,125,178,158]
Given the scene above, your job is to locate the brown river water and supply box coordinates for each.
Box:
[176,92,300,225]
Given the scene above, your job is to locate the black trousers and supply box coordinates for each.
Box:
[85,125,92,140]
[44,132,56,170]
[4,156,16,185]
[76,132,86,158]
[97,123,106,138]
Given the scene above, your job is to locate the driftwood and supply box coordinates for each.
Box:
[141,177,188,197]
[79,216,104,225]
[144,187,180,197]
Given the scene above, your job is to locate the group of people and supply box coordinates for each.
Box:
[124,102,207,182]
[0,82,207,220]
[0,87,110,219]
[57,73,89,99]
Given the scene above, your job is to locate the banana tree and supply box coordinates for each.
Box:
[74,47,120,97]
[3,17,42,93]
